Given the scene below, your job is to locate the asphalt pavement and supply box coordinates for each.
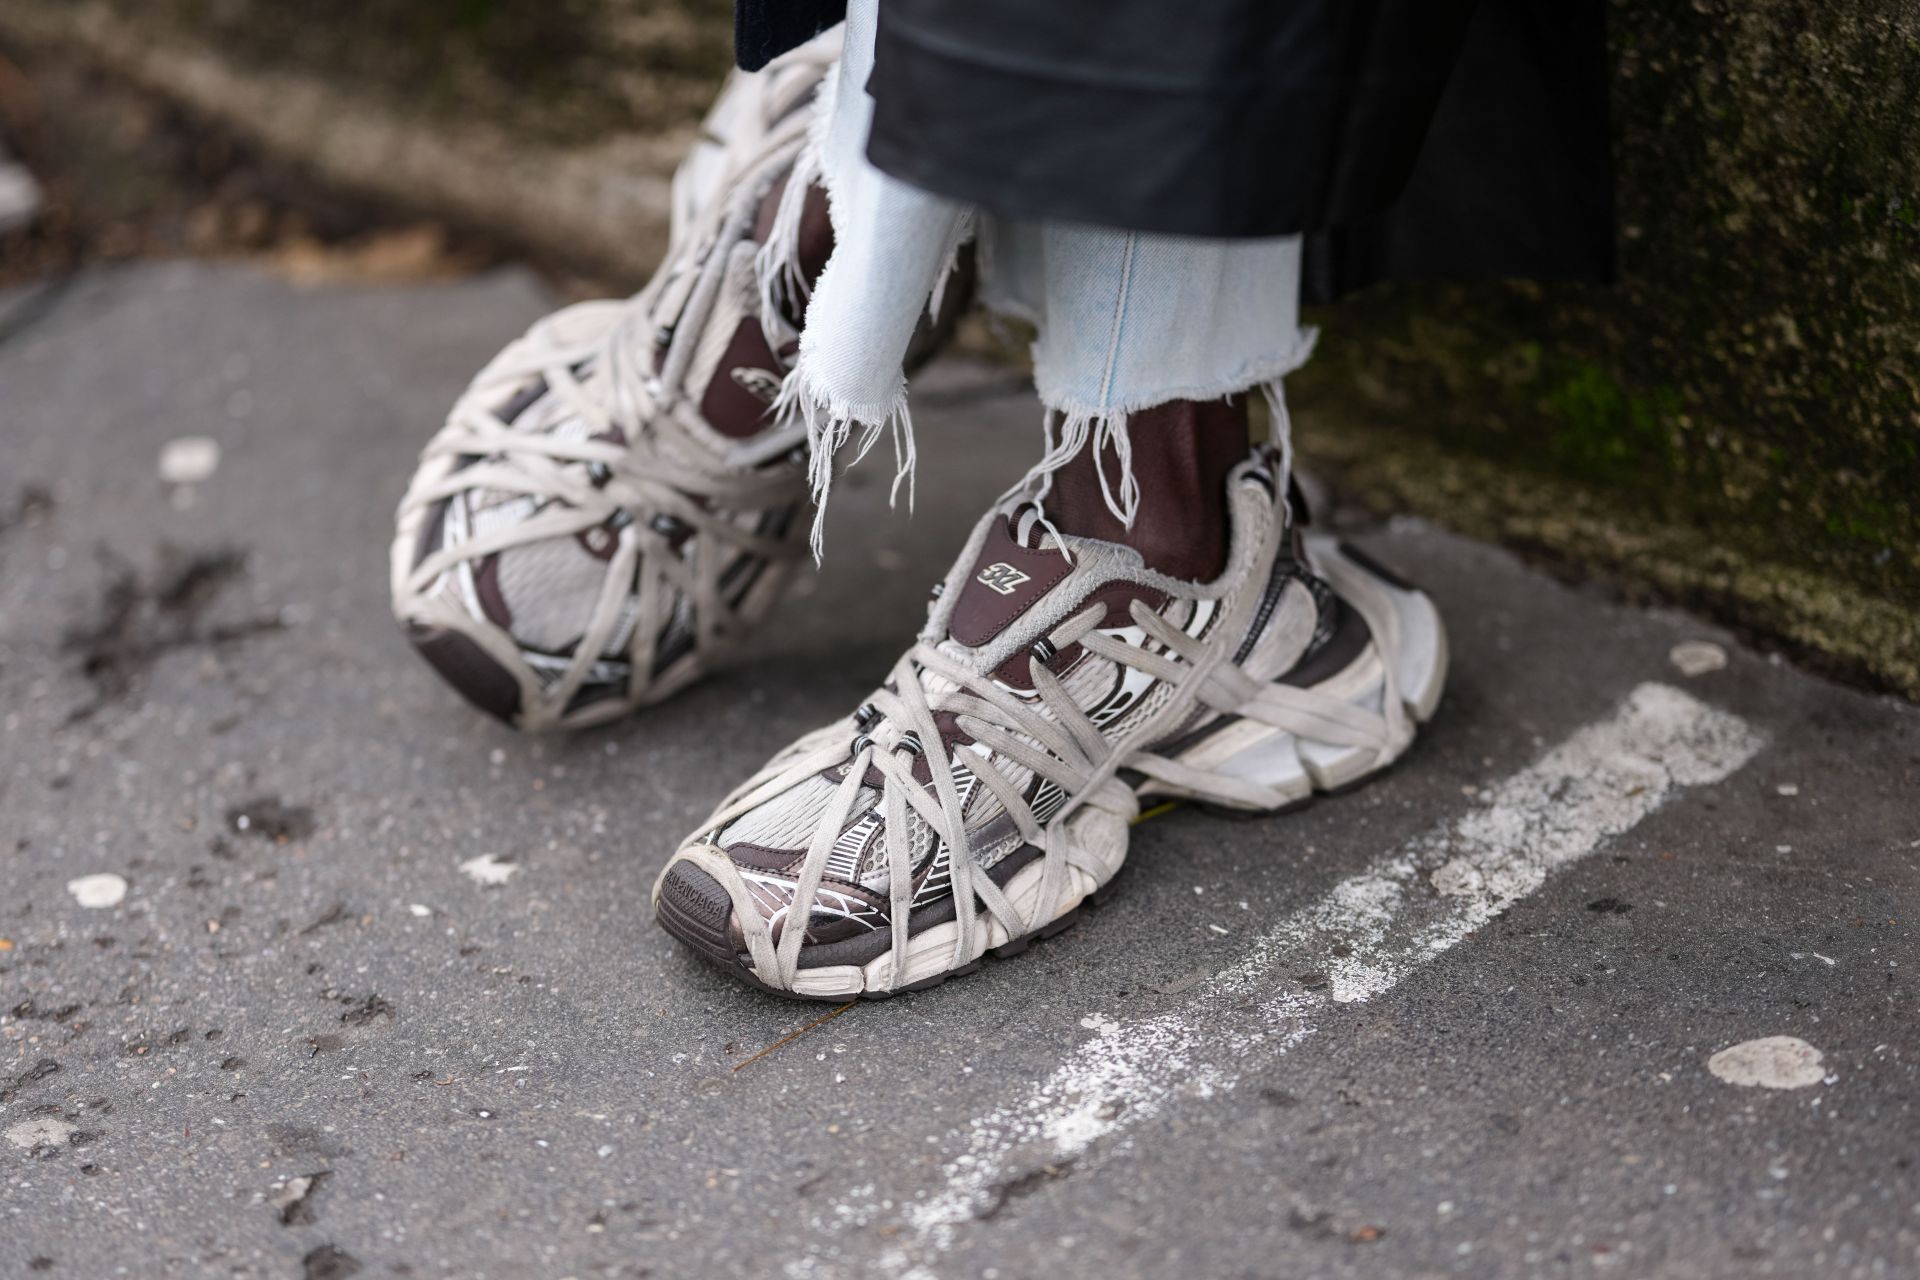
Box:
[1,263,1915,1280]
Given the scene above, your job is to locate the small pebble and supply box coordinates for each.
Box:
[159,436,221,485]
[67,873,128,909]
[1707,1035,1827,1089]
[1669,640,1728,677]
[460,854,518,887]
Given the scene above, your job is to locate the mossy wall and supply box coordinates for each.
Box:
[1293,0,1918,691]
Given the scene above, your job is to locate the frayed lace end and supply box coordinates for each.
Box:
[1257,377,1298,498]
[1001,408,1142,560]
[752,67,835,336]
[773,367,915,563]
[752,133,825,334]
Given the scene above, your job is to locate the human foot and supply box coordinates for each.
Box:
[653,451,1447,997]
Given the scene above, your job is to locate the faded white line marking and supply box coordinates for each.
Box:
[792,683,1764,1278]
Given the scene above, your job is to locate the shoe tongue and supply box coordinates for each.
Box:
[688,241,795,441]
[945,512,1078,649]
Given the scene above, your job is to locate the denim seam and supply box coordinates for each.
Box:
[1094,231,1137,418]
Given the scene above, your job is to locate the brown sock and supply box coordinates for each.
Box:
[1044,396,1253,582]
[704,175,837,439]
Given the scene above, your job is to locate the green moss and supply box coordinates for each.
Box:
[1540,365,1680,482]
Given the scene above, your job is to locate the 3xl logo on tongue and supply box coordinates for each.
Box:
[976,562,1032,596]
[729,366,783,404]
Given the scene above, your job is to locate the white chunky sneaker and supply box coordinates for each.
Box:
[653,451,1448,998]
[390,35,837,730]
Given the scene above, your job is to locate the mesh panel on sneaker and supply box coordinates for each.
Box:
[720,777,876,851]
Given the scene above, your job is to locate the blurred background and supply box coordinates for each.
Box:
[1,0,1915,693]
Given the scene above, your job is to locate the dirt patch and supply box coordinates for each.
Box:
[270,1170,331,1226]
[335,994,396,1027]
[975,1160,1074,1222]
[62,544,285,721]
[266,1122,352,1160]
[302,1244,361,1280]
[225,796,317,844]
[0,483,54,539]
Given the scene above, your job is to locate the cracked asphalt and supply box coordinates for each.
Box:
[1,263,1915,1279]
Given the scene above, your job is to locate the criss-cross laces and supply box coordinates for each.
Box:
[390,50,830,729]
[659,497,1417,994]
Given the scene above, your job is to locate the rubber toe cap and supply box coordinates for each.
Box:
[407,626,522,724]
[655,861,744,969]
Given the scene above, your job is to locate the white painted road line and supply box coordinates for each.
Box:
[793,682,1765,1279]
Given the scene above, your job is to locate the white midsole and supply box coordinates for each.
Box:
[1137,540,1448,808]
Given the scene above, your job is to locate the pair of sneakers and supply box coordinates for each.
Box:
[391,46,1449,1000]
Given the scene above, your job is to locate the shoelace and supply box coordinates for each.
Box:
[673,524,1415,991]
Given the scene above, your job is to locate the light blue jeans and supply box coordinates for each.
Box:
[768,0,1314,549]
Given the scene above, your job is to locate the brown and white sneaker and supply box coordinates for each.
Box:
[653,450,1449,998]
[389,36,835,730]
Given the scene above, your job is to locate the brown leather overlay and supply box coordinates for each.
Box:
[700,318,785,440]
[947,518,1075,648]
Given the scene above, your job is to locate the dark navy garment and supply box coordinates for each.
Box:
[735,0,847,74]
[734,0,1613,301]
